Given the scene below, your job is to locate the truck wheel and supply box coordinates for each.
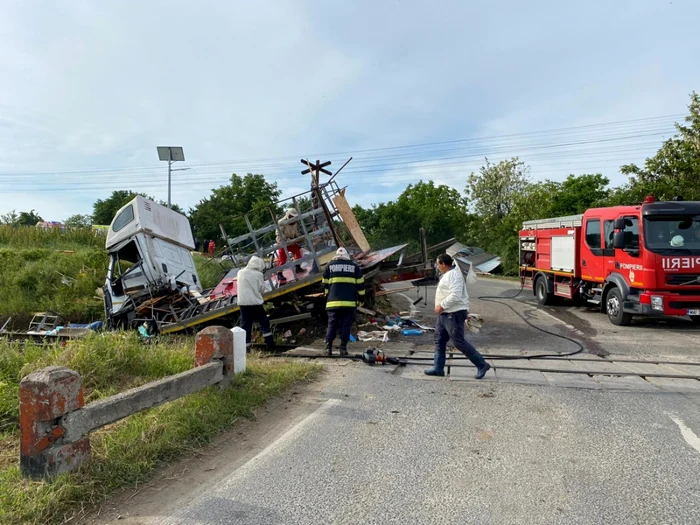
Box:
[605,288,632,326]
[690,316,700,325]
[535,277,552,306]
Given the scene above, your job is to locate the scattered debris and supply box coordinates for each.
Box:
[446,242,502,274]
[357,331,389,342]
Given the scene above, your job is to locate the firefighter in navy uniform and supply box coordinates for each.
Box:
[323,247,365,356]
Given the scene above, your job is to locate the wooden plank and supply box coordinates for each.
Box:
[333,193,371,252]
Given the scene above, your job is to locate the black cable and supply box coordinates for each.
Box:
[409,271,584,361]
[464,278,584,360]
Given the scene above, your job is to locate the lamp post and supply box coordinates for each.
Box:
[157,146,186,208]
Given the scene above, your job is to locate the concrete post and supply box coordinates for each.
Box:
[195,326,235,387]
[231,326,247,375]
[19,366,90,480]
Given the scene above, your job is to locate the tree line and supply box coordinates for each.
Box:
[3,92,697,275]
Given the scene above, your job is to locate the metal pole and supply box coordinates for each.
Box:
[167,149,172,209]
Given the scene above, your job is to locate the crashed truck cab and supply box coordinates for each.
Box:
[104,196,201,329]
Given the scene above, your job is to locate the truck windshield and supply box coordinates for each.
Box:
[643,217,700,255]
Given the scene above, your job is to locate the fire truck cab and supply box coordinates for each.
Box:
[519,196,700,326]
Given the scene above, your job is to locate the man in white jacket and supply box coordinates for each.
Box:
[237,255,274,351]
[425,253,491,379]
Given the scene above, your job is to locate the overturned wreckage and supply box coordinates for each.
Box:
[103,167,439,335]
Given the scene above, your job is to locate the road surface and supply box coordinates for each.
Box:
[88,277,700,525]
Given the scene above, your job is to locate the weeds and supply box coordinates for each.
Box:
[0,225,103,251]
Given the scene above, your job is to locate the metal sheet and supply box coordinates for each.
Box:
[355,244,408,269]
[475,258,502,273]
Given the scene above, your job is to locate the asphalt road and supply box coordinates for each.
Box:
[97,277,700,525]
[391,277,700,359]
[107,364,700,525]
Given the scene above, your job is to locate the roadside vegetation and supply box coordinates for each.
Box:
[0,332,320,525]
[0,225,231,329]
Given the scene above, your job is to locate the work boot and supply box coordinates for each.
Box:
[475,363,491,380]
[325,341,333,356]
[339,341,348,357]
[277,272,287,284]
[264,334,276,352]
[424,350,446,376]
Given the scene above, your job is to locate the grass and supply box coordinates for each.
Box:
[194,255,234,289]
[0,333,320,525]
[0,248,106,324]
[0,225,234,327]
[0,226,104,251]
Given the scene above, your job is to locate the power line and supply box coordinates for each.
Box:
[0,113,681,178]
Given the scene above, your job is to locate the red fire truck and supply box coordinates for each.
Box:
[519,196,700,326]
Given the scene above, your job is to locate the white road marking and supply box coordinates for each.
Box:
[670,416,700,454]
[229,398,341,479]
[155,399,342,525]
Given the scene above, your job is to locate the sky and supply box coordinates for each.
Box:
[1,0,699,222]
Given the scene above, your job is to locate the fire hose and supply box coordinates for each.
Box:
[267,274,585,366]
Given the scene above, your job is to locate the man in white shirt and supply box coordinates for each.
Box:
[425,253,491,379]
[237,255,274,352]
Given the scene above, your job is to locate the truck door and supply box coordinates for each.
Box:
[581,216,605,282]
[613,215,641,286]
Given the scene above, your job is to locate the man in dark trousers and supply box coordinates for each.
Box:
[323,247,365,356]
[425,253,491,379]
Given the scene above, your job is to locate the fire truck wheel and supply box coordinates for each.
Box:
[535,277,552,305]
[605,287,632,326]
[690,316,700,325]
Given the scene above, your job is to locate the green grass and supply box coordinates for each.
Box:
[0,248,106,323]
[0,333,320,524]
[0,225,233,326]
[193,255,234,289]
[0,225,104,251]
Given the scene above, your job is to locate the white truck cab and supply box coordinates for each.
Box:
[103,196,202,329]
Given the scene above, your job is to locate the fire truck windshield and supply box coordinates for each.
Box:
[644,216,700,255]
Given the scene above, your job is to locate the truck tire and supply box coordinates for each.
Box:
[535,276,552,306]
[691,316,700,325]
[605,287,632,326]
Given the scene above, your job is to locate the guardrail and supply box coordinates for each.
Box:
[19,326,245,480]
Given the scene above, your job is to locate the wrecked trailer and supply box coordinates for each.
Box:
[102,164,437,336]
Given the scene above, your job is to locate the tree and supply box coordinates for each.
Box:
[64,214,93,228]
[189,174,282,242]
[0,210,19,225]
[92,191,140,225]
[92,190,184,225]
[17,210,43,226]
[547,173,610,216]
[621,92,700,202]
[352,182,472,250]
[466,158,530,218]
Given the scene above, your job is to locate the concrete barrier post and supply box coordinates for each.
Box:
[19,366,90,480]
[231,326,247,375]
[195,326,234,387]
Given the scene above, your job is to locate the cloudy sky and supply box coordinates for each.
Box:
[1,0,699,222]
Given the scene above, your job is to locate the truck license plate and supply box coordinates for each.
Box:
[688,309,700,316]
